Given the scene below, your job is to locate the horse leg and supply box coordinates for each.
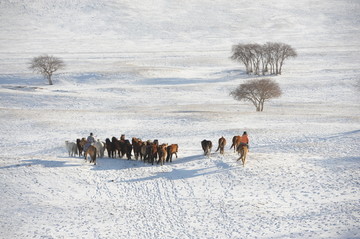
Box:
[237,148,243,162]
[243,150,247,166]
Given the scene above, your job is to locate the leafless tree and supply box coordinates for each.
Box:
[231,44,252,74]
[231,42,297,75]
[277,43,297,74]
[29,54,65,85]
[230,78,282,112]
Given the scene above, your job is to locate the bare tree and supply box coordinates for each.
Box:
[29,54,65,85]
[263,42,278,74]
[230,78,282,112]
[231,42,297,76]
[231,44,252,74]
[278,43,297,75]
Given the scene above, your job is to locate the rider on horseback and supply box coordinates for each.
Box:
[239,131,249,150]
[84,132,95,152]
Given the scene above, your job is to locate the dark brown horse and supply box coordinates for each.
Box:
[112,137,122,158]
[122,139,133,160]
[84,145,97,165]
[105,138,115,158]
[201,140,212,156]
[215,136,226,155]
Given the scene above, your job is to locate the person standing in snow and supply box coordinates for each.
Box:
[84,132,95,152]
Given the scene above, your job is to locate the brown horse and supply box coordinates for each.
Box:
[157,144,168,166]
[201,140,212,156]
[140,142,149,161]
[84,145,97,165]
[166,144,178,162]
[150,143,158,165]
[132,137,142,160]
[76,138,87,156]
[236,144,248,167]
[230,136,241,153]
[215,136,226,154]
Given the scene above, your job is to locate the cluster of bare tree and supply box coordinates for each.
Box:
[231,42,297,75]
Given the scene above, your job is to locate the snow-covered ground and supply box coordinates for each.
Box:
[0,0,359,238]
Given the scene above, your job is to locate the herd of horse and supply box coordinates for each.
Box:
[65,135,248,166]
[65,136,178,166]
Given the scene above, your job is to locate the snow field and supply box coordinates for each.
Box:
[1,0,360,238]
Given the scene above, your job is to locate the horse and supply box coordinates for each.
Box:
[150,143,158,165]
[140,142,149,161]
[201,140,212,156]
[215,136,226,155]
[157,144,168,166]
[112,137,122,158]
[84,145,97,165]
[94,139,105,158]
[122,139,132,160]
[105,138,115,158]
[132,137,142,160]
[230,136,241,153]
[76,138,87,156]
[166,144,178,162]
[236,144,248,166]
[65,141,78,157]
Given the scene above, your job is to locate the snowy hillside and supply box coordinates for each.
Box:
[0,0,359,238]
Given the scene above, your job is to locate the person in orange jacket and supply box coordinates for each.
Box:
[239,131,249,150]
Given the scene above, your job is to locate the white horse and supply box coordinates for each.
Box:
[65,141,78,157]
[94,139,105,158]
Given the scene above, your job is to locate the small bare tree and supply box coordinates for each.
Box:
[29,54,65,85]
[230,79,282,112]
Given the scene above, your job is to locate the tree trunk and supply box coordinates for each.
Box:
[260,100,264,111]
[279,61,284,75]
[47,74,53,85]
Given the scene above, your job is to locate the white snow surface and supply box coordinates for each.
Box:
[0,0,360,238]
